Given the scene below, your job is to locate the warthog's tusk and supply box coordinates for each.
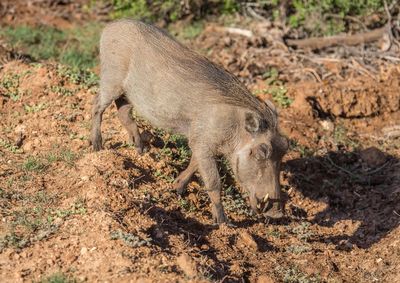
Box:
[263,194,269,203]
[257,204,261,209]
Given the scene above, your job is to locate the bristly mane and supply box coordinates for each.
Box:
[134,20,277,129]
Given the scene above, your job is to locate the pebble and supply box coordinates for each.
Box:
[257,275,275,283]
[80,247,88,255]
[238,231,258,251]
[176,253,198,278]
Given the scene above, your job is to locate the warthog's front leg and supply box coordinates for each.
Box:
[194,151,227,224]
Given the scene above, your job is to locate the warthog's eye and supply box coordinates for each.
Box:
[250,143,271,161]
[245,112,267,133]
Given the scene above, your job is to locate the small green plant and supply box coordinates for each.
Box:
[56,65,99,89]
[270,86,293,108]
[276,265,321,283]
[180,21,204,40]
[51,200,87,219]
[0,138,23,153]
[0,74,23,101]
[39,272,77,283]
[333,124,347,144]
[289,139,314,158]
[178,198,194,212]
[156,131,191,168]
[263,67,279,85]
[1,195,87,250]
[332,124,359,149]
[267,228,282,238]
[110,230,151,247]
[24,103,47,113]
[221,0,239,14]
[288,0,384,36]
[222,185,253,217]
[291,222,314,242]
[286,244,312,254]
[59,150,77,166]
[50,85,75,97]
[108,0,152,20]
[46,149,78,167]
[23,156,46,172]
[255,68,293,108]
[153,169,174,183]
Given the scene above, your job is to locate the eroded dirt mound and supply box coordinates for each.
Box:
[289,67,400,118]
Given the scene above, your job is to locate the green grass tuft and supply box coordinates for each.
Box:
[0,23,101,70]
[39,273,77,283]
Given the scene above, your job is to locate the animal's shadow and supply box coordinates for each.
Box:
[143,206,232,279]
[284,149,400,249]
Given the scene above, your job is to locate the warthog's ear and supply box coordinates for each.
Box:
[256,96,278,114]
[264,99,277,114]
[245,112,267,133]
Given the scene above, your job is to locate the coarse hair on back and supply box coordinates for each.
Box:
[121,19,277,129]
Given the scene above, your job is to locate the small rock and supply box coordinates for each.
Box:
[20,268,31,277]
[134,277,152,283]
[319,120,334,131]
[229,262,242,275]
[360,147,386,167]
[80,176,90,181]
[14,124,26,134]
[80,247,88,255]
[188,193,199,208]
[65,254,77,264]
[257,275,275,283]
[200,244,209,251]
[176,253,197,278]
[238,231,258,251]
[22,140,34,152]
[53,217,63,226]
[78,276,87,281]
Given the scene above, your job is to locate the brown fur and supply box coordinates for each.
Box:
[91,20,288,223]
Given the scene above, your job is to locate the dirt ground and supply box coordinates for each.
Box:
[0,1,400,283]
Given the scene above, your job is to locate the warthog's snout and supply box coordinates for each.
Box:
[255,195,284,219]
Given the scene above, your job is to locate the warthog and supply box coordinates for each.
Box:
[91,20,288,223]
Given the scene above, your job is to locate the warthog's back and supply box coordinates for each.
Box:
[100,20,274,134]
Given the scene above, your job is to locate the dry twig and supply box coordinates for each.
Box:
[286,26,388,50]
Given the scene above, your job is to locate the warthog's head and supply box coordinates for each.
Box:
[231,103,288,219]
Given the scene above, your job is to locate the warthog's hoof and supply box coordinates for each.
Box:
[212,210,228,224]
[173,180,186,195]
[90,139,103,152]
[135,145,144,154]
